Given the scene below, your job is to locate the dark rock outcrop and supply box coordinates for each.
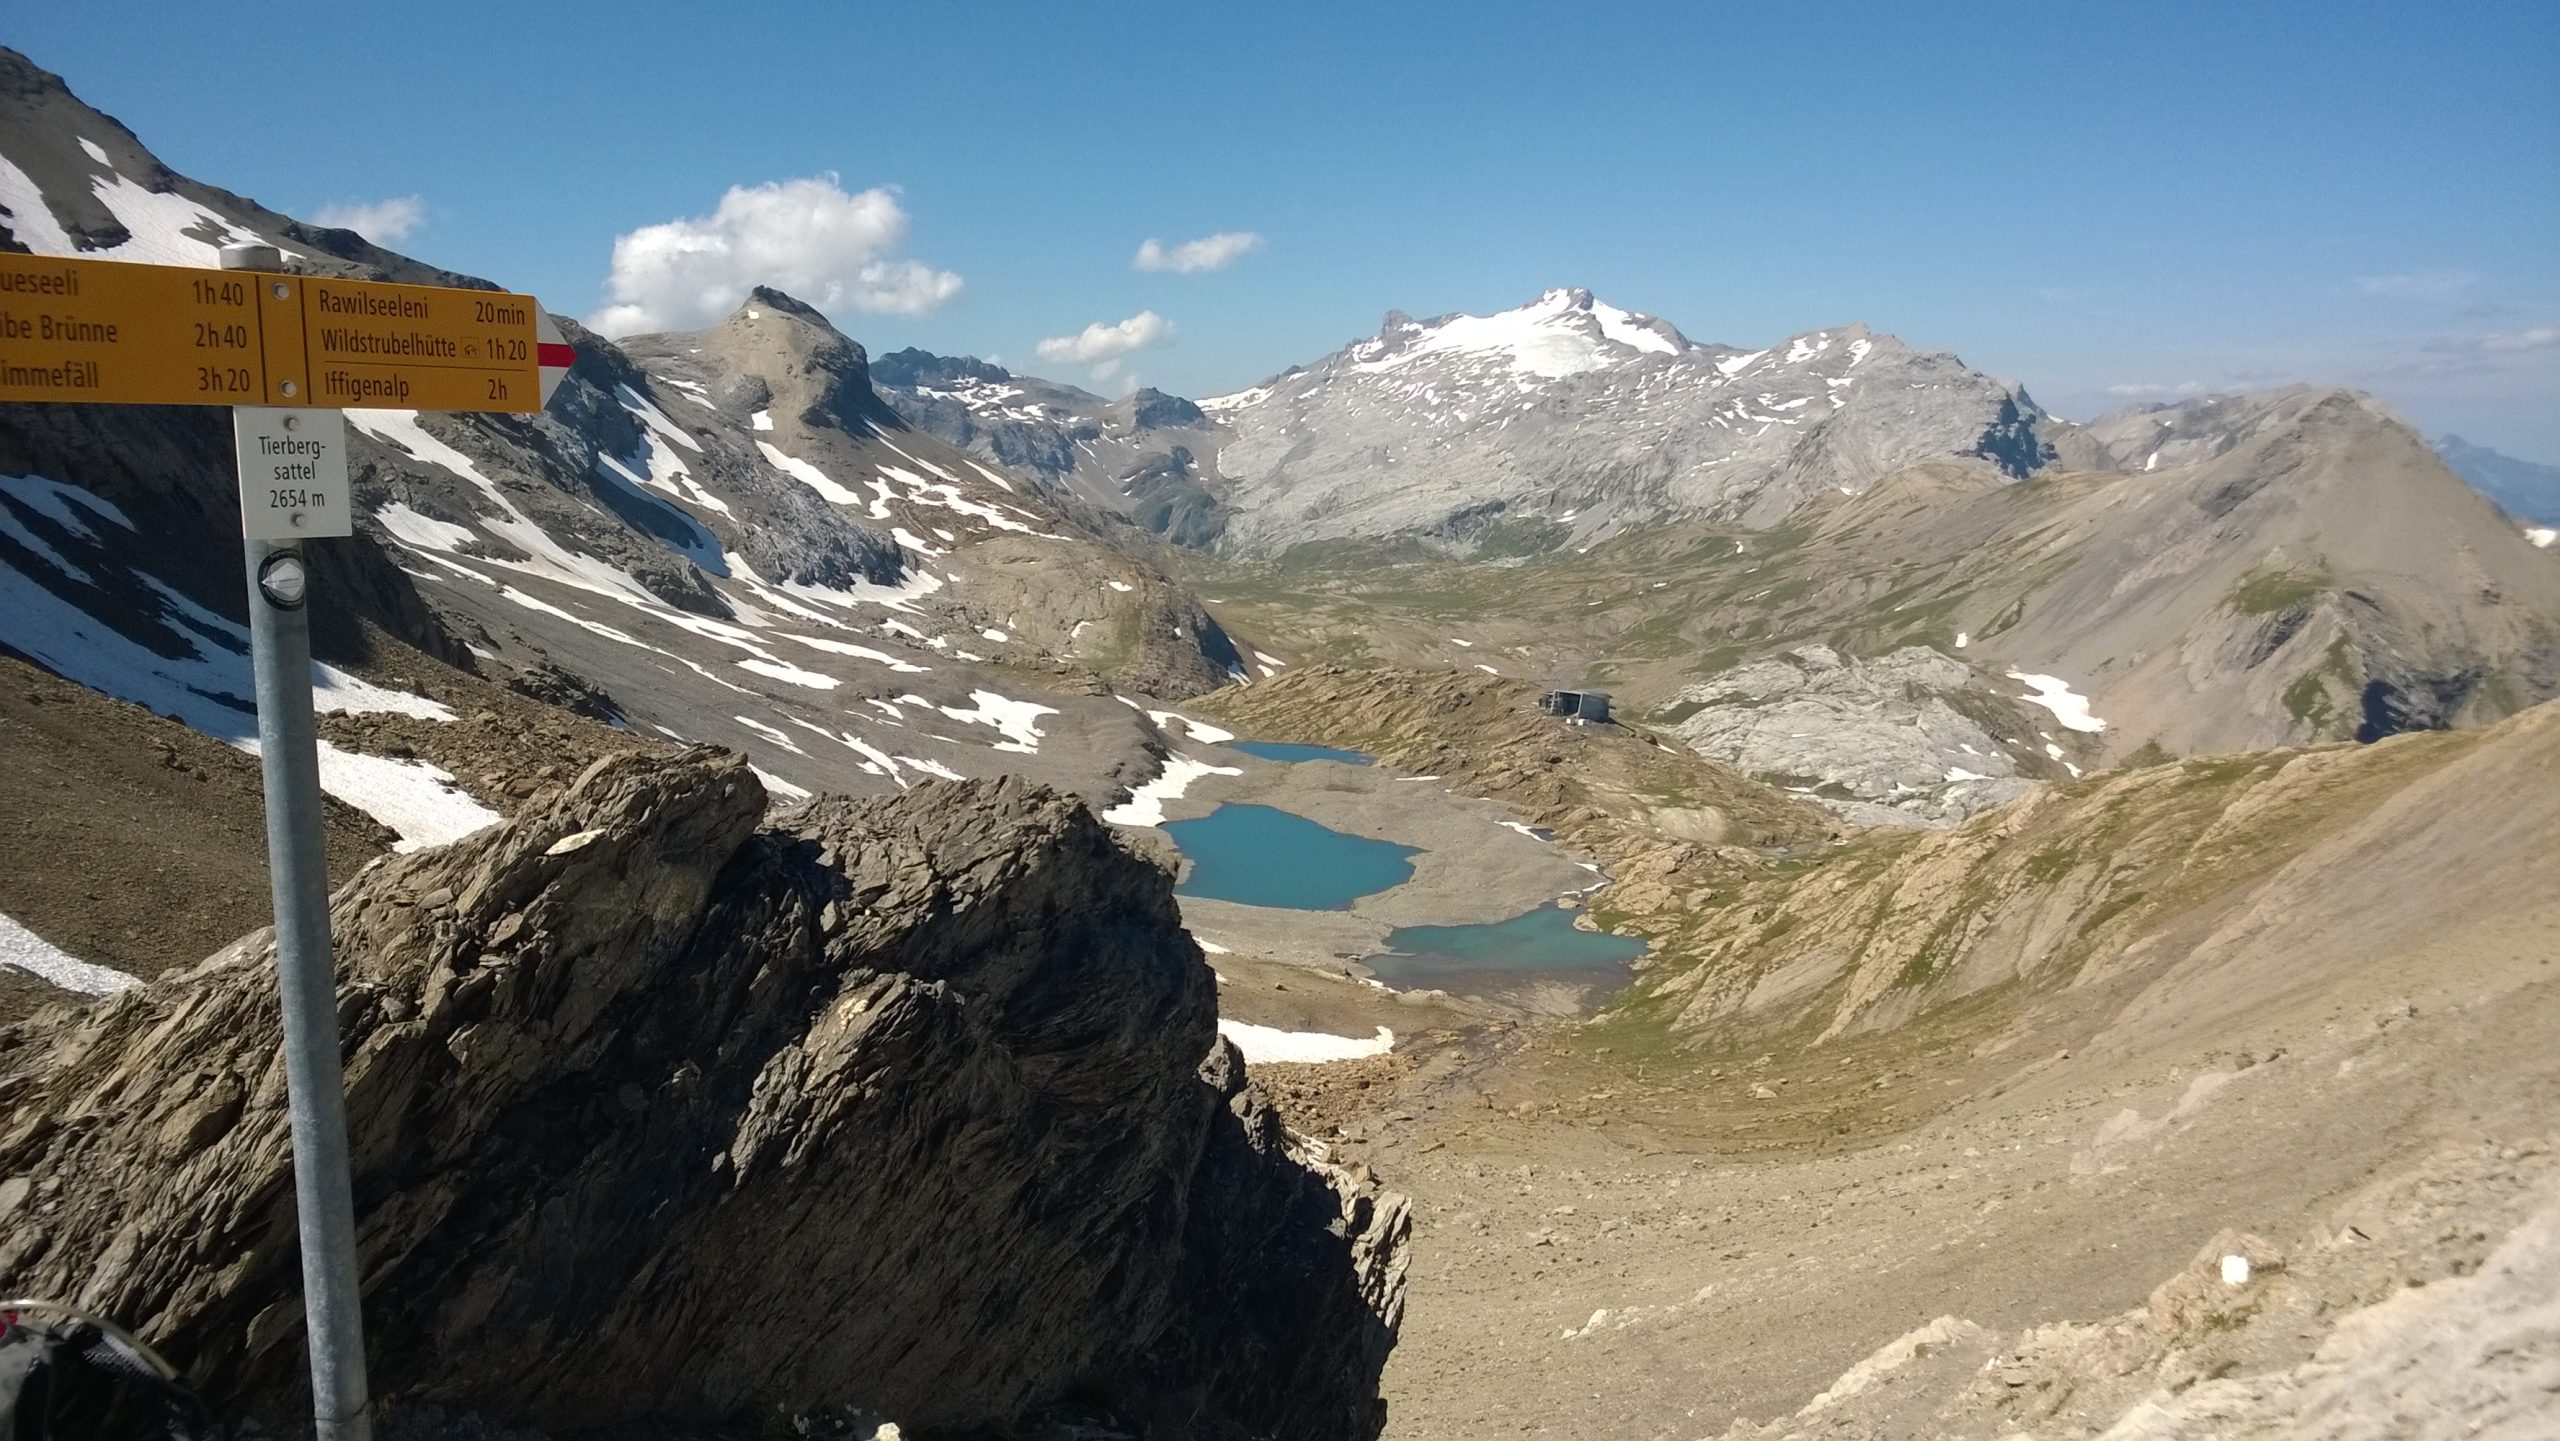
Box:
[0,751,1407,1438]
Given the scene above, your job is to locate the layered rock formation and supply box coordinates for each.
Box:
[1636,699,2560,1047]
[0,751,1407,1438]
[1666,645,2055,826]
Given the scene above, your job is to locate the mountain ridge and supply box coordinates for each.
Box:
[1,47,1270,855]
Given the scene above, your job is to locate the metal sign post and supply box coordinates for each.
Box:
[221,242,371,1441]
[0,241,573,1436]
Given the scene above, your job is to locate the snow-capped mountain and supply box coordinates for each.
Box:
[1200,287,2078,555]
[0,47,1256,841]
[880,288,2082,558]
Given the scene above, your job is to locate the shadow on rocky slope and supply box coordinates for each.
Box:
[0,752,1408,1439]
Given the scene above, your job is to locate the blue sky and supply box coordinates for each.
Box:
[17,2,2559,456]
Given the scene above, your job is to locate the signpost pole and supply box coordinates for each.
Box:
[221,242,374,1441]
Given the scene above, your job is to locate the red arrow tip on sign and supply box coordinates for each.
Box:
[535,312,574,409]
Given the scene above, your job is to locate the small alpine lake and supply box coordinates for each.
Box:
[1167,804,1417,910]
[1223,740,1377,766]
[1366,904,1649,992]
[1159,754,1646,1009]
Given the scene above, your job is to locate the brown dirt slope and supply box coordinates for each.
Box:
[0,632,669,1022]
[0,652,385,1015]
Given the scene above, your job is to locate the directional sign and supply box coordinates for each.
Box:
[0,252,570,412]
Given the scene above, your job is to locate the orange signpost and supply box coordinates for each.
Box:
[0,252,572,412]
[0,243,575,1441]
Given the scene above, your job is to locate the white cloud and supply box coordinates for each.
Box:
[2354,270,2478,301]
[311,196,425,243]
[1132,231,1263,274]
[2103,381,2209,398]
[2377,325,2560,377]
[1035,310,1175,368]
[589,175,961,335]
[2481,325,2560,354]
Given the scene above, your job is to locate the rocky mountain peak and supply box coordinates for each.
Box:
[1341,287,1696,381]
[740,284,833,324]
[1122,386,1207,430]
[699,286,896,433]
[871,346,1014,390]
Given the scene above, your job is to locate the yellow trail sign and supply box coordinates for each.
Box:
[0,253,572,413]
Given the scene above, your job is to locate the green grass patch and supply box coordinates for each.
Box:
[2283,670,2334,730]
[2076,888,2148,937]
[2180,755,2266,787]
[2121,739,2175,769]
[2231,565,2334,616]
[2021,845,2080,885]
[1468,517,1571,560]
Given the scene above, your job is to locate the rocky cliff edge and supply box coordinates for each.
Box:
[0,750,1408,1438]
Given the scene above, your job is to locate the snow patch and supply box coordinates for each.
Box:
[1,473,133,536]
[737,657,839,690]
[733,715,808,754]
[2528,527,2557,549]
[313,743,502,851]
[0,148,285,268]
[938,690,1058,754]
[780,568,945,615]
[1356,290,1650,381]
[1150,711,1236,744]
[778,633,929,673]
[1716,349,1768,377]
[751,765,812,801]
[756,441,862,507]
[0,911,138,996]
[1103,752,1241,827]
[374,503,478,554]
[2008,672,2108,733]
[1216,1021,1394,1065]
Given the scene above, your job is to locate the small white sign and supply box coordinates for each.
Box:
[233,406,351,541]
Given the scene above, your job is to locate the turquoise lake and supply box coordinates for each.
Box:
[1367,905,1648,989]
[1167,804,1416,910]
[1224,740,1376,766]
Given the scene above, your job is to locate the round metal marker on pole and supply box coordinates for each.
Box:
[222,241,374,1441]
